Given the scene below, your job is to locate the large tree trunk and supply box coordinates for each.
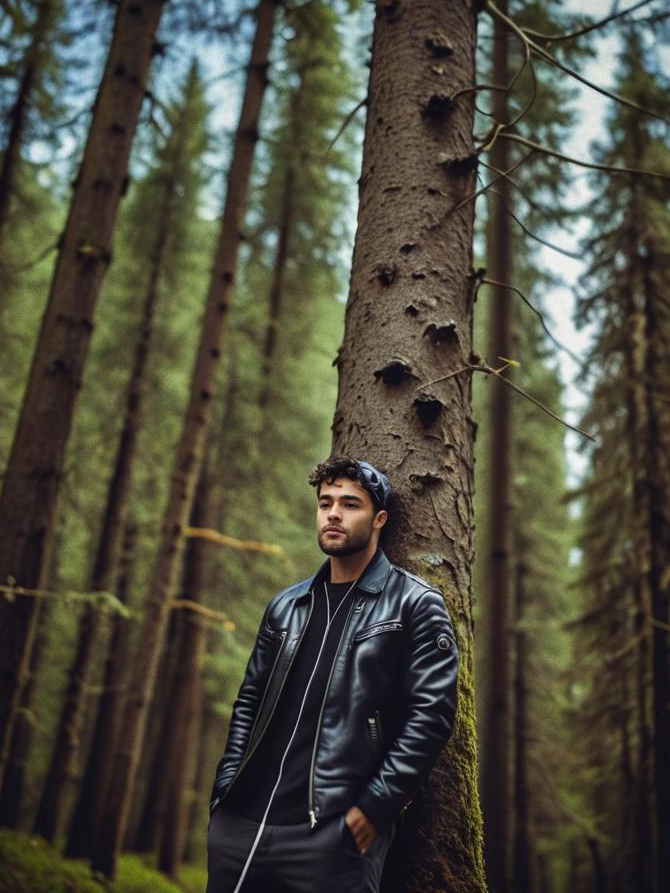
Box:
[0,0,166,780]
[65,520,137,858]
[32,153,179,844]
[91,0,278,876]
[0,0,55,252]
[480,3,512,890]
[331,2,484,891]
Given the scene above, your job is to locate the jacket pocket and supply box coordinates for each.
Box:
[353,620,403,643]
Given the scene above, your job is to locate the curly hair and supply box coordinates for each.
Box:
[308,456,388,510]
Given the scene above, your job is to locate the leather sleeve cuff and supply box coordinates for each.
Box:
[354,790,395,832]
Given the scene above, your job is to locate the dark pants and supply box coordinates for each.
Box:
[207,808,395,893]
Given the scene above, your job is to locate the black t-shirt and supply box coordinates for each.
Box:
[222,577,358,824]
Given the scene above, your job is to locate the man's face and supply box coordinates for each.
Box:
[316,477,385,556]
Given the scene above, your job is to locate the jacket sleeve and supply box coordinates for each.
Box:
[209,600,278,813]
[355,587,459,830]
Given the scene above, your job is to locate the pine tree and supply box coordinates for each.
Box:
[572,29,670,893]
[330,2,485,890]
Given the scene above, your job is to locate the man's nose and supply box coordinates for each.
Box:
[327,504,342,521]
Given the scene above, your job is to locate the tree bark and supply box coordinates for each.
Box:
[0,608,47,828]
[131,608,183,852]
[157,463,213,877]
[91,0,278,877]
[511,536,531,893]
[643,236,670,893]
[480,3,512,889]
[0,0,166,781]
[65,520,137,858]
[331,2,484,891]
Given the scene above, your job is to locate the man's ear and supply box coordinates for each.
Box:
[373,509,388,530]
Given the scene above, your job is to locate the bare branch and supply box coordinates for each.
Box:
[419,364,595,441]
[448,149,533,217]
[0,240,58,274]
[485,183,582,258]
[523,0,657,42]
[481,276,583,362]
[486,0,670,127]
[325,95,367,155]
[499,133,670,182]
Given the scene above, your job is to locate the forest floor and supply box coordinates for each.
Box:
[0,830,206,893]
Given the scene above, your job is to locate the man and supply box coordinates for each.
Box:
[207,456,459,893]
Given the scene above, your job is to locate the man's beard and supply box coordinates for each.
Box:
[318,524,373,557]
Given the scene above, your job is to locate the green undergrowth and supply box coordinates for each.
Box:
[0,830,207,893]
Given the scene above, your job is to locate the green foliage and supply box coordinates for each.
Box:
[0,829,206,893]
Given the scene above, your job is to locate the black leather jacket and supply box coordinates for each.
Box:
[210,548,459,831]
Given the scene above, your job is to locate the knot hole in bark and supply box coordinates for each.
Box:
[423,321,459,349]
[425,34,454,58]
[409,471,444,493]
[413,393,443,428]
[438,151,478,177]
[373,359,416,386]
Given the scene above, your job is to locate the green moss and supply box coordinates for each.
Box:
[0,830,206,893]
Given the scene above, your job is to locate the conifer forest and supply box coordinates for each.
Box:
[1,0,669,891]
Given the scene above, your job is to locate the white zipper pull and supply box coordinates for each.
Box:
[309,809,318,829]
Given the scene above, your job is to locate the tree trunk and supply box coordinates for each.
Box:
[0,609,47,828]
[258,82,302,410]
[131,608,183,852]
[511,536,531,893]
[331,2,484,891]
[258,162,296,409]
[158,463,213,877]
[643,238,670,893]
[32,151,179,844]
[91,0,278,877]
[65,520,137,858]
[0,0,55,252]
[0,0,166,781]
[480,3,512,889]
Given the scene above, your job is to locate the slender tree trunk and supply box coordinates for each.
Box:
[92,1,278,876]
[131,609,183,852]
[158,464,213,877]
[65,520,137,858]
[0,610,47,828]
[184,682,223,862]
[0,0,166,781]
[32,158,178,844]
[258,82,303,410]
[642,240,670,893]
[332,2,484,891]
[511,537,532,893]
[480,3,512,889]
[258,162,295,409]
[0,0,54,252]
[622,189,655,892]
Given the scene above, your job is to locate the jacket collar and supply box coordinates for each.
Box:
[292,547,392,600]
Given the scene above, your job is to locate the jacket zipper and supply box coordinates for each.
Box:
[217,591,315,804]
[308,593,358,829]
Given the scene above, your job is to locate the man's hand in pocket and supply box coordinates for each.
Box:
[344,806,377,855]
